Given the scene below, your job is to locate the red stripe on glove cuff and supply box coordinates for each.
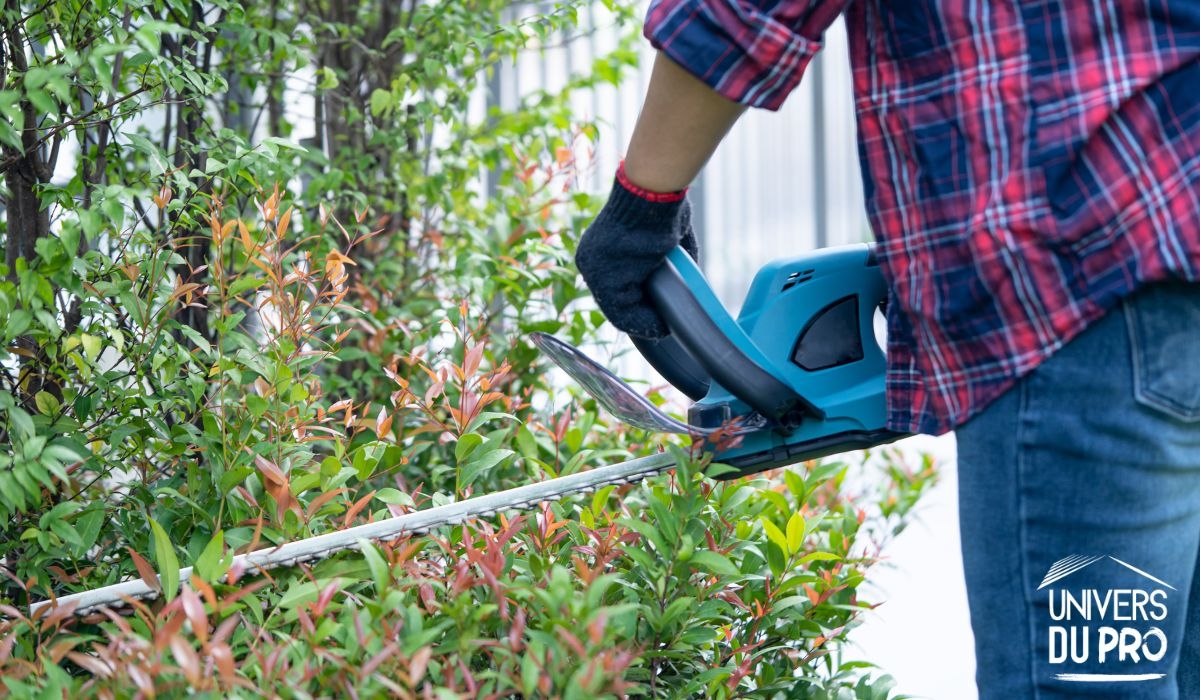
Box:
[616,161,688,203]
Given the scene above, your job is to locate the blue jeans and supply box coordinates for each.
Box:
[957,281,1200,699]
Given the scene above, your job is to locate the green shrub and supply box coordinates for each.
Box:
[0,0,936,696]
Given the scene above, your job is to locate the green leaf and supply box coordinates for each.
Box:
[761,519,789,557]
[773,594,812,613]
[786,511,806,555]
[316,66,339,90]
[369,88,392,117]
[149,519,181,602]
[123,132,170,174]
[660,596,695,628]
[48,518,82,548]
[26,88,58,117]
[358,539,391,596]
[375,488,414,507]
[784,468,806,498]
[177,324,212,354]
[74,507,105,556]
[0,119,19,150]
[80,333,102,362]
[680,626,718,645]
[798,551,842,564]
[521,648,541,696]
[194,530,230,582]
[689,550,740,577]
[33,391,60,416]
[459,448,513,489]
[6,404,35,441]
[621,517,670,557]
[454,433,484,462]
[245,393,268,417]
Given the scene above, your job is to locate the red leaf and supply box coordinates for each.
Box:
[170,635,202,686]
[66,651,113,677]
[254,454,287,488]
[180,585,208,646]
[305,487,347,522]
[190,573,217,608]
[410,645,432,686]
[211,642,235,689]
[312,581,340,617]
[375,406,393,439]
[127,547,161,594]
[463,342,485,378]
[343,490,377,528]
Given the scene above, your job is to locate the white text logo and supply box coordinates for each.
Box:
[1040,555,1174,683]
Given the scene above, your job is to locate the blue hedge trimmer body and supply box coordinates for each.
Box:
[533,244,905,478]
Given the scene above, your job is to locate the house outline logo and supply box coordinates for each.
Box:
[1040,555,1174,683]
[1039,555,1177,592]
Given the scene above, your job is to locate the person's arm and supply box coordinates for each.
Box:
[575,1,849,338]
[622,53,747,193]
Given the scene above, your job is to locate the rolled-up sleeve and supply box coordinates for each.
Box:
[645,0,850,111]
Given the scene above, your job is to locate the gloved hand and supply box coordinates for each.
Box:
[575,167,698,339]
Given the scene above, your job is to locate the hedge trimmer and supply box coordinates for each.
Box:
[33,243,902,617]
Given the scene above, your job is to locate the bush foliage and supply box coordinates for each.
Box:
[0,0,936,697]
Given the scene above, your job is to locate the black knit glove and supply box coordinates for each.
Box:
[575,172,698,339]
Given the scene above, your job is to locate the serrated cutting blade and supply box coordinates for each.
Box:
[29,452,676,617]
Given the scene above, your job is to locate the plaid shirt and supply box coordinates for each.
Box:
[646,1,1200,435]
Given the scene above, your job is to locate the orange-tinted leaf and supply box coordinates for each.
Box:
[210,642,235,688]
[312,580,340,616]
[343,490,377,527]
[410,645,432,686]
[170,635,202,686]
[375,406,393,439]
[155,607,187,652]
[179,585,208,645]
[305,487,347,521]
[66,651,113,677]
[47,638,79,664]
[37,600,81,634]
[238,220,254,254]
[254,454,287,488]
[127,547,161,594]
[129,665,155,694]
[261,189,279,222]
[463,343,484,378]
[219,219,237,247]
[277,206,293,239]
[190,573,217,608]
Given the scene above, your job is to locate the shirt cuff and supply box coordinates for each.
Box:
[644,0,827,111]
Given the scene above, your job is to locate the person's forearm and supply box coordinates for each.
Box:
[622,53,746,193]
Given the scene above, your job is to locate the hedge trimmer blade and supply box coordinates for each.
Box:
[31,452,676,617]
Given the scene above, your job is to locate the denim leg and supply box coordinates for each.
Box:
[957,282,1200,699]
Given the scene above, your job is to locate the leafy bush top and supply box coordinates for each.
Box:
[0,0,935,697]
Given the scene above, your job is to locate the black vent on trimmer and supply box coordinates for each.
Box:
[791,295,864,371]
[781,269,815,292]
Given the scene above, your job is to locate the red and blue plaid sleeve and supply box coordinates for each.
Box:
[644,0,851,111]
[641,1,1200,435]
